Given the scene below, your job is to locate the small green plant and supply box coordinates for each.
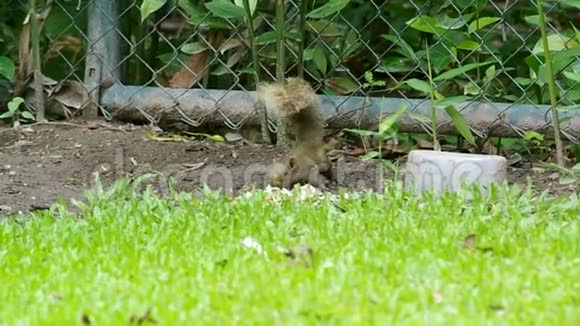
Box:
[343,102,408,181]
[0,97,35,127]
[362,71,386,89]
[544,162,580,186]
[343,103,408,158]
[536,0,564,166]
[391,42,480,151]
[520,130,553,160]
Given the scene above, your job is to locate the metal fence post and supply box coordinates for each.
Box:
[83,0,121,119]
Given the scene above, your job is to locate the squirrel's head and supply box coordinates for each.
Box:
[268,161,289,187]
[268,157,301,188]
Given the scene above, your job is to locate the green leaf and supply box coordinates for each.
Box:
[307,0,351,19]
[572,163,580,171]
[436,96,471,108]
[559,0,580,9]
[377,57,415,73]
[380,34,416,60]
[563,71,580,83]
[233,0,257,15]
[364,71,374,84]
[0,56,15,80]
[180,1,230,29]
[523,131,544,141]
[20,110,35,120]
[552,47,580,74]
[445,106,475,145]
[485,65,496,80]
[206,0,246,19]
[401,78,432,95]
[571,23,580,44]
[362,71,385,88]
[417,43,455,74]
[502,95,519,102]
[457,40,481,51]
[183,131,225,142]
[181,42,208,54]
[433,61,494,81]
[7,97,24,112]
[406,16,445,35]
[238,66,256,75]
[311,47,327,75]
[343,128,378,137]
[563,88,580,103]
[144,130,188,142]
[440,31,467,48]
[468,17,501,33]
[532,33,574,54]
[140,0,167,22]
[514,77,535,86]
[0,111,14,119]
[524,15,542,26]
[463,82,480,95]
[537,48,580,84]
[177,0,196,14]
[436,13,474,30]
[307,20,344,37]
[361,151,381,160]
[256,31,278,44]
[343,41,362,58]
[303,48,315,61]
[378,103,408,135]
[211,64,232,76]
[559,175,577,185]
[324,76,358,95]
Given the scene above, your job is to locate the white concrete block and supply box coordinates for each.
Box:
[404,150,507,194]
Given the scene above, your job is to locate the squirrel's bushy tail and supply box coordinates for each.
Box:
[257,77,323,145]
[257,78,318,117]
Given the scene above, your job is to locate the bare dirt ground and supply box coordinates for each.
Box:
[0,121,577,214]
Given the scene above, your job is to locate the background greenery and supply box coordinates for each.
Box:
[1,0,578,102]
[0,0,579,163]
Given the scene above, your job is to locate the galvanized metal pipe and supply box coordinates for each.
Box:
[100,82,580,141]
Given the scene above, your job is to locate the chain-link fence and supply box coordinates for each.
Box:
[1,0,579,142]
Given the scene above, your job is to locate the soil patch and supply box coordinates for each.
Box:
[0,122,576,214]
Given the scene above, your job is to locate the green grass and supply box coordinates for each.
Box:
[0,177,578,325]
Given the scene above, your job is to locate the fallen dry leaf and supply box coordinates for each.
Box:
[277,245,315,268]
[129,306,157,325]
[481,140,498,155]
[219,38,243,54]
[183,162,206,171]
[415,138,434,149]
[463,234,477,249]
[168,51,208,88]
[489,304,506,316]
[46,35,82,62]
[51,80,90,110]
[81,314,91,325]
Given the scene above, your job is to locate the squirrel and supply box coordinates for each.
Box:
[257,77,335,189]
